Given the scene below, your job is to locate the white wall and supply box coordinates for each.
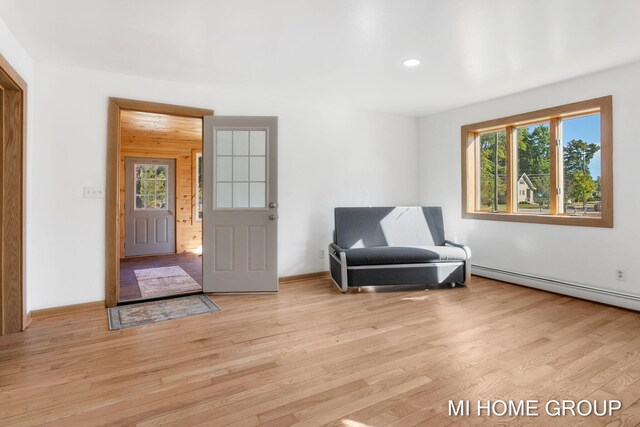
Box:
[30,62,418,309]
[418,61,640,299]
[0,15,32,81]
[0,15,36,314]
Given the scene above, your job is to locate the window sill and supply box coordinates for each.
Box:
[462,211,612,228]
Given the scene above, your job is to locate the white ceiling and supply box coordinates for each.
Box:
[1,0,640,116]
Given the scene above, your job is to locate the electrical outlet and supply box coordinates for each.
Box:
[616,269,626,281]
[319,249,325,259]
[84,186,105,199]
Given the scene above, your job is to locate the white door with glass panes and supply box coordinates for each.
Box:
[203,117,278,292]
[124,157,176,256]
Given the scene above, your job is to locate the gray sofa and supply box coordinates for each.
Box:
[328,207,471,292]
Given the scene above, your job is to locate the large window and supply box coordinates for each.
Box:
[462,96,612,227]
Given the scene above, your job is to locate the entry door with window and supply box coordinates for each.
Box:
[124,157,176,257]
[203,117,278,292]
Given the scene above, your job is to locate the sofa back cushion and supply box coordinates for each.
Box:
[334,207,446,248]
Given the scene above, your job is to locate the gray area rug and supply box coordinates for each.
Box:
[108,294,220,330]
[134,265,202,298]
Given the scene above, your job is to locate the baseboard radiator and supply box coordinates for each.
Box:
[472,264,640,312]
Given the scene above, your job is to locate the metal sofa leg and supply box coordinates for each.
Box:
[464,257,471,284]
[339,252,348,293]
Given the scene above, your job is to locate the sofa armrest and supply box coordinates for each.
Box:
[328,243,348,293]
[444,239,471,256]
[445,240,472,283]
[329,243,344,257]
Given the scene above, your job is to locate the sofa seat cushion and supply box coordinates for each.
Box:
[342,245,467,266]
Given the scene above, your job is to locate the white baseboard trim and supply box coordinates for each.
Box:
[472,264,640,312]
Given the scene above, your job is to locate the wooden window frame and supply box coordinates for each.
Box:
[461,96,613,228]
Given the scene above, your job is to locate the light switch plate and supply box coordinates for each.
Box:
[84,186,105,199]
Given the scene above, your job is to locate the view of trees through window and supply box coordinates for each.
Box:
[479,130,506,211]
[135,164,168,209]
[517,122,550,214]
[562,113,601,214]
[476,114,601,216]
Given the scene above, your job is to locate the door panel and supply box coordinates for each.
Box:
[214,226,234,271]
[156,218,168,243]
[203,117,278,292]
[125,157,176,256]
[248,226,267,271]
[134,218,148,244]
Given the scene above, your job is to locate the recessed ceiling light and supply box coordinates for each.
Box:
[402,58,421,67]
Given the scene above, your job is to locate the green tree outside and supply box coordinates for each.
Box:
[517,124,550,205]
[563,139,600,206]
[570,171,597,212]
[479,131,506,211]
[478,125,600,213]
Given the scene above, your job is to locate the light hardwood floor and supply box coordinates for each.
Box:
[1,276,640,426]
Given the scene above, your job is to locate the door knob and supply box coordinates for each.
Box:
[269,214,277,221]
[269,202,277,208]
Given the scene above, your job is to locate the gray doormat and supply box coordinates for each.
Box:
[108,294,220,330]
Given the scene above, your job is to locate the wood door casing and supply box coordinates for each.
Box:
[106,98,214,307]
[0,52,27,335]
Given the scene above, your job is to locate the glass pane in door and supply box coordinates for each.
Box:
[134,163,169,210]
[215,129,268,209]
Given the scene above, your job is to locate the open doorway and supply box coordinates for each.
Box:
[119,111,203,302]
[105,99,213,307]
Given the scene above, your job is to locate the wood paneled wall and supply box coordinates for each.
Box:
[119,110,202,256]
